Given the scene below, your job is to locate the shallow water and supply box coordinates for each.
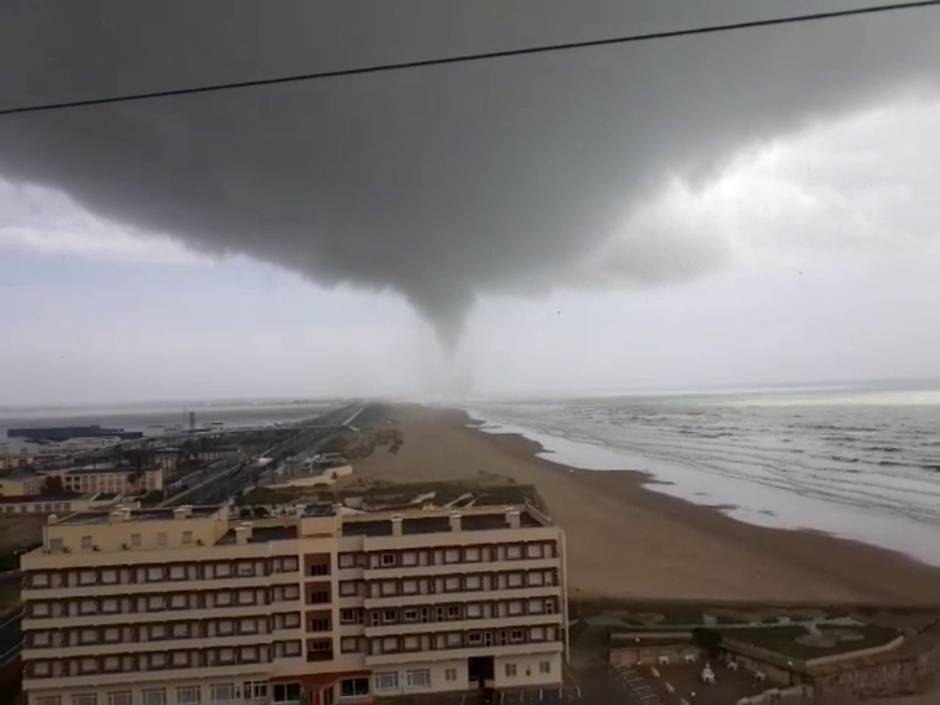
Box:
[464,382,940,565]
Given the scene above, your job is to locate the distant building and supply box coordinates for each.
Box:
[195,446,240,464]
[0,469,44,497]
[20,501,567,703]
[42,465,164,495]
[0,492,129,515]
[146,447,180,473]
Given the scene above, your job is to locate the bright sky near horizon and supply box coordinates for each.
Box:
[1,1,939,404]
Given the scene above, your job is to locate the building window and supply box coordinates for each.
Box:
[374,672,398,691]
[338,553,356,568]
[526,543,544,558]
[282,556,298,572]
[31,631,50,646]
[381,637,398,653]
[444,576,460,591]
[380,581,396,596]
[272,684,300,705]
[214,563,232,578]
[80,657,97,674]
[446,632,462,647]
[509,629,525,643]
[340,608,361,624]
[528,571,544,586]
[182,531,193,545]
[466,603,482,618]
[130,533,141,548]
[445,668,457,681]
[339,678,369,699]
[402,608,418,622]
[530,626,545,641]
[467,632,482,645]
[382,609,397,624]
[465,574,481,590]
[79,599,97,615]
[177,687,201,705]
[31,602,50,617]
[79,570,96,585]
[104,626,121,642]
[218,648,235,664]
[443,548,460,563]
[405,670,431,689]
[341,636,360,653]
[540,660,551,674]
[141,691,165,705]
[172,652,190,667]
[308,616,329,632]
[339,581,358,597]
[107,693,131,705]
[36,698,60,705]
[169,565,186,580]
[380,552,395,567]
[505,663,517,677]
[403,635,419,651]
[73,696,97,705]
[242,683,267,701]
[505,545,522,559]
[210,684,235,704]
[507,572,523,588]
[80,536,93,552]
[508,600,523,615]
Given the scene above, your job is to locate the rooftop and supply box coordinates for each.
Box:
[54,505,218,526]
[218,523,298,544]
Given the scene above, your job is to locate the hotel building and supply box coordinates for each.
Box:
[20,500,567,704]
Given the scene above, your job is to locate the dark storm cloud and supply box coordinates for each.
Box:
[1,1,938,344]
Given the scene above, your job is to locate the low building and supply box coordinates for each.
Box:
[0,493,130,515]
[0,470,44,497]
[45,465,164,495]
[610,630,700,667]
[20,500,567,704]
[147,448,180,473]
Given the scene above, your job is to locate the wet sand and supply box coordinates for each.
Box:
[352,404,940,605]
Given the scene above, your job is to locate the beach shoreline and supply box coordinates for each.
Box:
[352,403,940,605]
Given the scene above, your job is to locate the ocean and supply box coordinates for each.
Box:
[465,381,940,565]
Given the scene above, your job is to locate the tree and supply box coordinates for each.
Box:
[41,475,76,497]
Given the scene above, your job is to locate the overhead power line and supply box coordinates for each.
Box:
[2,0,939,116]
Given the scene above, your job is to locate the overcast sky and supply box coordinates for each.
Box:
[1,0,939,404]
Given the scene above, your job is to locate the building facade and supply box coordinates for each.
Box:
[53,466,164,495]
[20,501,567,704]
[0,470,44,497]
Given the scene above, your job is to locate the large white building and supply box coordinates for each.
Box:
[19,500,567,704]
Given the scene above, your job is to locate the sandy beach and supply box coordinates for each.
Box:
[352,404,940,605]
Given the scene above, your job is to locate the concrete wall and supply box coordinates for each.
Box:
[812,642,940,704]
[611,644,701,667]
[493,652,562,688]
